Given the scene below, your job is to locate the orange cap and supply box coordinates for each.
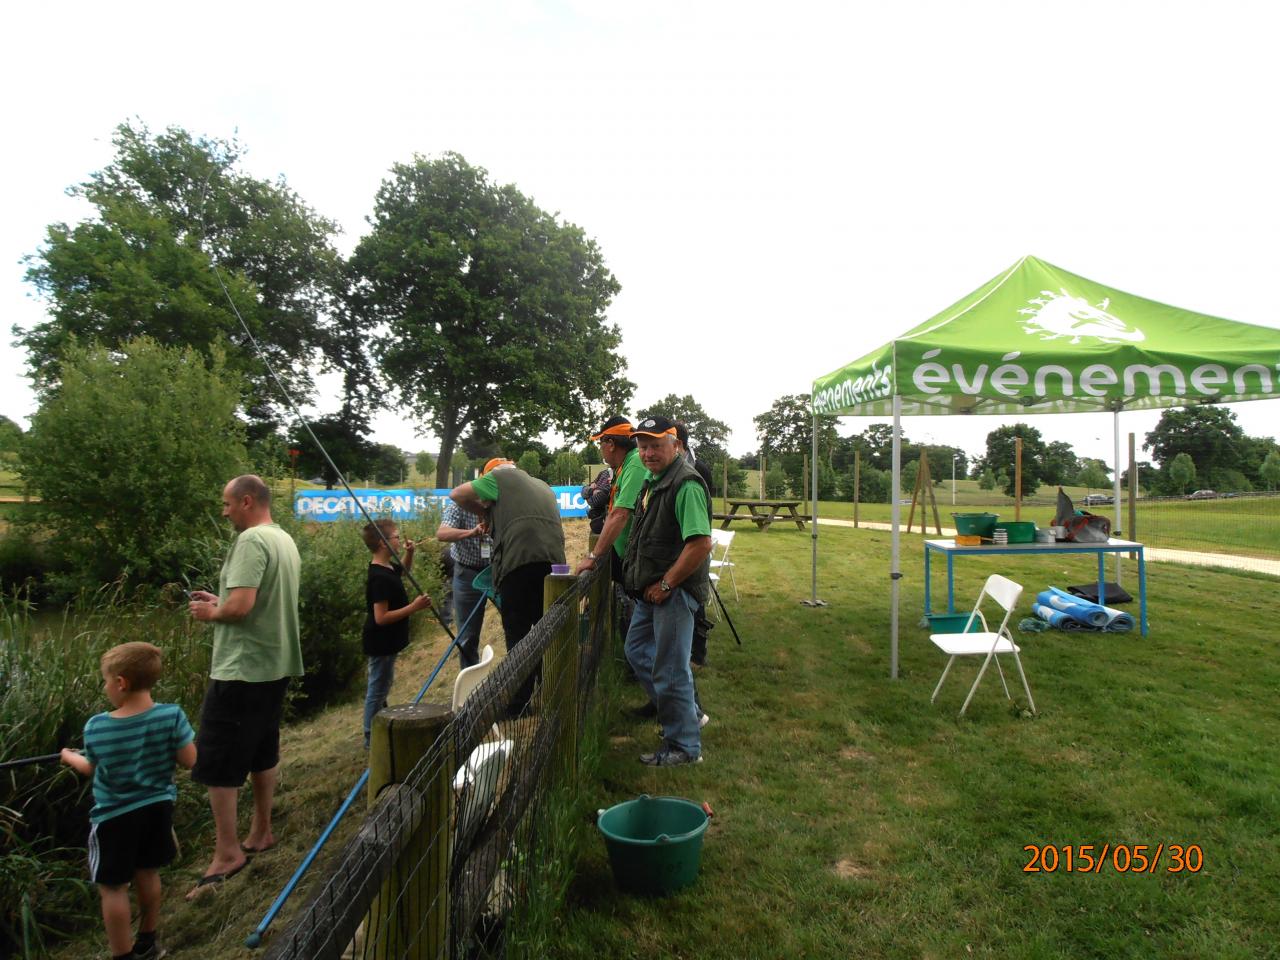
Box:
[482,457,514,475]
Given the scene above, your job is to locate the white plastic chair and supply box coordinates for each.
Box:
[708,529,738,603]
[930,574,1036,716]
[451,643,496,712]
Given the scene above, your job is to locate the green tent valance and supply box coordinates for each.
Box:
[812,255,1280,417]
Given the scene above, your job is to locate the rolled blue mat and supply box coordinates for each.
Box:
[1035,588,1108,628]
[1033,603,1088,630]
[1101,606,1134,632]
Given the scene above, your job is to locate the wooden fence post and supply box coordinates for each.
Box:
[543,572,579,785]
[853,449,860,528]
[365,702,453,960]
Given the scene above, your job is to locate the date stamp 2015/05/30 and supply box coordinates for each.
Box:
[1023,844,1203,874]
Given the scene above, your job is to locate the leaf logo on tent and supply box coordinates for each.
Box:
[1018,289,1145,344]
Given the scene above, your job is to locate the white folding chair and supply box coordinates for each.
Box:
[451,643,496,712]
[930,574,1036,716]
[708,529,739,603]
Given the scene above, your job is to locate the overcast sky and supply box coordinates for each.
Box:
[5,0,1279,473]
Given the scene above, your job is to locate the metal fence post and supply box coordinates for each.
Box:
[543,572,579,785]
[365,702,453,960]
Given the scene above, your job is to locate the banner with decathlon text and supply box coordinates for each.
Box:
[294,487,590,522]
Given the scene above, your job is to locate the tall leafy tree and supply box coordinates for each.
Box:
[1168,452,1196,494]
[636,394,731,457]
[1260,450,1280,491]
[1144,407,1245,476]
[349,153,631,487]
[754,395,828,456]
[1041,441,1080,485]
[19,122,348,423]
[290,410,374,489]
[20,338,246,589]
[980,423,1046,499]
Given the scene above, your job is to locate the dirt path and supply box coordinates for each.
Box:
[816,517,1280,577]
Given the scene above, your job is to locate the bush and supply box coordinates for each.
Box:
[19,338,246,591]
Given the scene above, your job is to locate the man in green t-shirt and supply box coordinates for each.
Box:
[187,474,301,895]
[574,415,645,580]
[621,416,713,767]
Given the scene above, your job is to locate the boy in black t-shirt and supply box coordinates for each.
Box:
[361,520,433,747]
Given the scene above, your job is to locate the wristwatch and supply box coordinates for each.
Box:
[586,551,597,562]
[659,579,672,593]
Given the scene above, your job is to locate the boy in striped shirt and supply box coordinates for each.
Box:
[61,642,196,960]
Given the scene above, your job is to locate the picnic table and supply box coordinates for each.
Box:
[713,499,808,531]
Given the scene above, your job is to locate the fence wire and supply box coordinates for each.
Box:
[265,563,612,960]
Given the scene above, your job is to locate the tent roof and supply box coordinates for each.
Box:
[811,255,1280,417]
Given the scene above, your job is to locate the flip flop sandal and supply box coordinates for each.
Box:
[186,860,246,899]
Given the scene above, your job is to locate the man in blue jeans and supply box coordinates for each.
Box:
[621,416,714,767]
[436,498,493,668]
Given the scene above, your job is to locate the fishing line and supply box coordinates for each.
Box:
[196,170,453,638]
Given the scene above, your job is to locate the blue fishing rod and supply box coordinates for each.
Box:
[243,589,493,948]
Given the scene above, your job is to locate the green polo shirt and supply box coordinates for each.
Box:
[644,467,712,540]
[610,448,645,558]
[211,523,303,682]
[471,473,499,501]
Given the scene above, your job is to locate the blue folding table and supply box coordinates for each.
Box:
[923,537,1148,636]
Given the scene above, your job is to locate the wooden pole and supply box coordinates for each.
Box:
[760,454,766,498]
[365,702,453,960]
[543,572,579,785]
[922,450,942,535]
[1128,432,1138,553]
[722,459,728,515]
[853,450,860,528]
[1014,437,1023,521]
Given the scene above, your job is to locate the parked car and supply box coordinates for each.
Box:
[1186,489,1218,500]
[1081,494,1113,506]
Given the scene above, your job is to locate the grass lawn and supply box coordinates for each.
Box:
[550,524,1279,959]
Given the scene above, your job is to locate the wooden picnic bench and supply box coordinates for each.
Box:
[715,499,808,531]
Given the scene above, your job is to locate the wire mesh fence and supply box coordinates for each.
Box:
[264,562,613,960]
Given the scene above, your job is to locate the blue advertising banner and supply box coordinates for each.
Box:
[294,487,590,522]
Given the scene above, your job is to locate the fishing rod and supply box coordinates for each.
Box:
[709,582,742,645]
[197,175,453,640]
[0,753,62,771]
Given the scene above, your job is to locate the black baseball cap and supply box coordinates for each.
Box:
[631,415,677,438]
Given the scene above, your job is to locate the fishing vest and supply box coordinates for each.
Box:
[489,468,566,587]
[622,457,711,602]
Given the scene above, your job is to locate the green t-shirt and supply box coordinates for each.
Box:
[610,448,646,558]
[471,473,499,501]
[643,466,712,540]
[211,523,303,682]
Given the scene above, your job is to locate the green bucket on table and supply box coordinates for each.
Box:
[597,794,709,895]
[952,512,998,538]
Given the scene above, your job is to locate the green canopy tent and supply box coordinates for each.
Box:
[809,254,1280,677]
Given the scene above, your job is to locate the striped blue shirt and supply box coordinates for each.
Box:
[82,702,194,824]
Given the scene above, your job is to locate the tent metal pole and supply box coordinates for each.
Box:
[1113,408,1123,586]
[890,395,902,679]
[803,410,826,607]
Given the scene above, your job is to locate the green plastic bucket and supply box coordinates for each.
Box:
[597,794,709,895]
[927,613,982,633]
[951,512,998,538]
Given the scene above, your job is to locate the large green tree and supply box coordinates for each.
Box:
[349,153,631,487]
[19,122,349,427]
[979,423,1046,499]
[1145,406,1250,490]
[637,394,731,458]
[20,338,246,588]
[753,394,838,460]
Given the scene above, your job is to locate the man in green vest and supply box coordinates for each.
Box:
[622,416,713,766]
[451,458,566,715]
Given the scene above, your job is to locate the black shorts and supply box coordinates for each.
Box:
[88,800,176,886]
[191,677,289,788]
